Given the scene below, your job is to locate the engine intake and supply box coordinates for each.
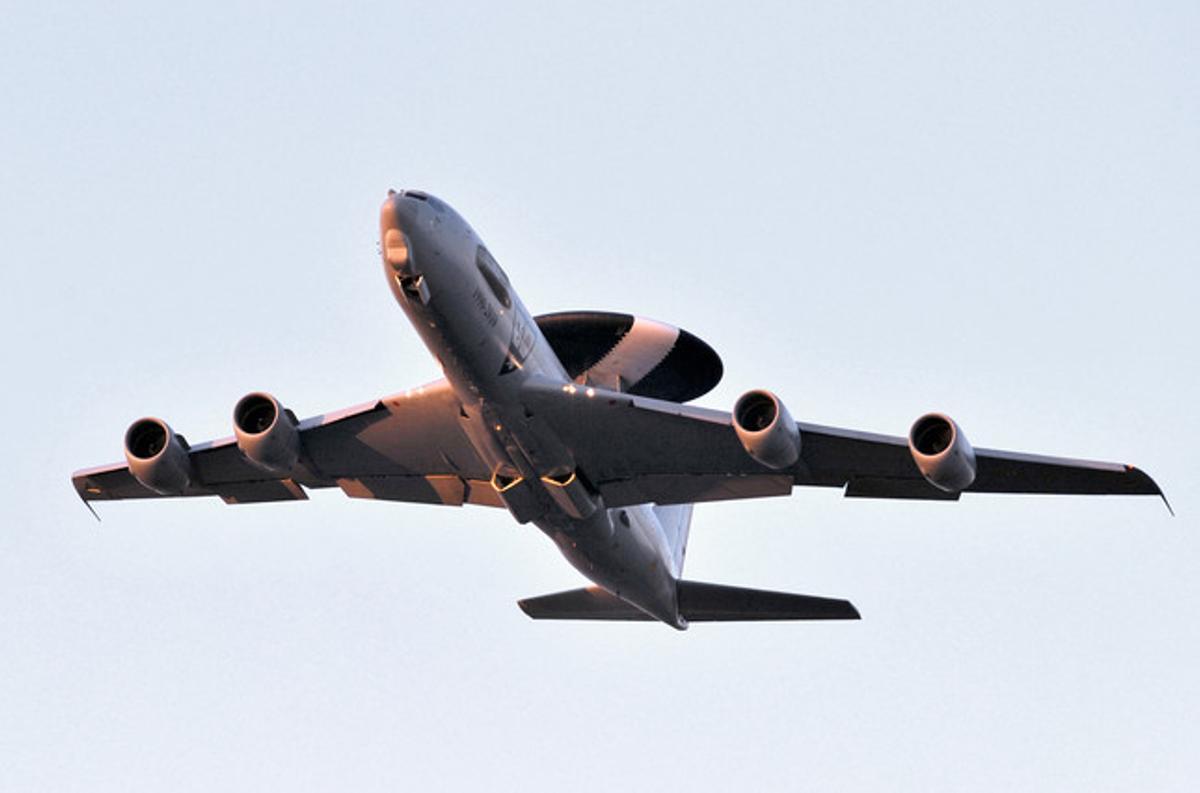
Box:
[234,392,301,474]
[733,389,801,469]
[908,412,976,492]
[124,417,192,495]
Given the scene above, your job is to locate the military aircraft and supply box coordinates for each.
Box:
[71,190,1166,629]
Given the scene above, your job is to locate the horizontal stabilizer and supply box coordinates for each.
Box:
[677,580,861,621]
[518,581,861,623]
[519,587,651,620]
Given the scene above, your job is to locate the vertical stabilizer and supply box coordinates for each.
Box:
[653,503,692,577]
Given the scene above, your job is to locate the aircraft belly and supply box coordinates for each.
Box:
[537,504,684,628]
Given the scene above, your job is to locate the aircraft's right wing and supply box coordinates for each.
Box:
[72,380,505,510]
[519,379,1165,509]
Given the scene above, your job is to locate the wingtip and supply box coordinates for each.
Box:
[71,474,102,522]
[1144,469,1172,517]
[1127,465,1171,515]
[78,492,101,522]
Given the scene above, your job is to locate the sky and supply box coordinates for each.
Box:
[2,1,1197,790]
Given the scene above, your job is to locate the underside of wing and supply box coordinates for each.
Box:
[520,379,795,507]
[519,378,1165,509]
[72,380,503,509]
[802,423,1164,501]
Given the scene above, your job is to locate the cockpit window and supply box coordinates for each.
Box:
[476,246,512,309]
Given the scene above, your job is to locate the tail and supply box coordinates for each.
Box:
[518,580,860,624]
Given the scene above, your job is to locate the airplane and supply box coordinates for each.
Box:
[71,189,1168,629]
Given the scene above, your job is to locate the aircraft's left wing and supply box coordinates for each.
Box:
[520,379,1165,509]
[72,380,504,510]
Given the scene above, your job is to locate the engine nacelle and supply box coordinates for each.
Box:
[908,412,977,492]
[732,389,801,469]
[233,392,301,474]
[124,417,192,495]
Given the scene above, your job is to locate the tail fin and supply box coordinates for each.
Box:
[518,580,860,624]
[653,503,692,575]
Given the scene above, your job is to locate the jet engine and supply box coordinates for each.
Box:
[124,417,192,495]
[233,392,301,474]
[732,389,801,469]
[908,412,977,492]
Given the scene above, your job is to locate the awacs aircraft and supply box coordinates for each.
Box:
[72,190,1167,629]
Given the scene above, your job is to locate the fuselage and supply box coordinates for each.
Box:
[380,190,686,628]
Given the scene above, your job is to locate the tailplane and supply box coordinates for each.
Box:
[518,580,860,624]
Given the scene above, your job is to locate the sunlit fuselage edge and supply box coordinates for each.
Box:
[380,190,686,628]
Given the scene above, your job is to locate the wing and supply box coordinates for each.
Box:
[72,380,505,510]
[520,379,1165,509]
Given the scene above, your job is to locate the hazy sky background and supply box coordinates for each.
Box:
[2,2,1197,790]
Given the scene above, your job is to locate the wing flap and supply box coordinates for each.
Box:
[845,476,960,500]
[336,474,466,506]
[215,478,308,504]
[598,473,793,508]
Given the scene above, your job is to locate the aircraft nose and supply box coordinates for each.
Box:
[380,189,421,272]
[382,188,423,227]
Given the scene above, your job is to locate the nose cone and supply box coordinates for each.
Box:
[380,189,423,271]
[380,188,421,231]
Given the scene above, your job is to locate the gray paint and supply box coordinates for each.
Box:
[72,191,1164,630]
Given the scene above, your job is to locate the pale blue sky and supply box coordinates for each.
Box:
[2,2,1197,791]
